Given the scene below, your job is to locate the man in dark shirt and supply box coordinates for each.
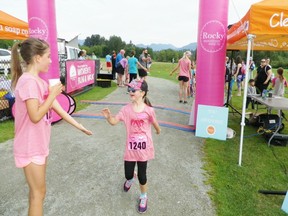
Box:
[254,58,272,94]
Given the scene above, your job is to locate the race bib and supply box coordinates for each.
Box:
[128,134,147,151]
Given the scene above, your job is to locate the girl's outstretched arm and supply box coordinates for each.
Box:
[52,100,92,135]
[170,62,180,76]
[102,108,119,125]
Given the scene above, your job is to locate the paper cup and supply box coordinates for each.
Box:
[48,79,60,86]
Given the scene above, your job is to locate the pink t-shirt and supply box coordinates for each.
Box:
[179,59,191,78]
[115,103,157,161]
[13,73,51,158]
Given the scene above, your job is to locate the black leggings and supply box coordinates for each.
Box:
[124,161,147,185]
[129,73,137,83]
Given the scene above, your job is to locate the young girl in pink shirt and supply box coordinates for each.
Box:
[11,38,92,216]
[102,79,161,214]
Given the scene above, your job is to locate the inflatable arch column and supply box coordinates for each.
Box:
[191,0,229,126]
[27,0,59,81]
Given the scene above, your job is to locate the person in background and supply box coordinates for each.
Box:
[138,49,151,80]
[111,50,117,80]
[124,56,130,84]
[91,52,97,60]
[102,79,161,214]
[233,55,243,96]
[189,60,196,98]
[266,58,275,81]
[105,53,112,73]
[115,49,125,85]
[249,57,255,79]
[116,57,128,87]
[254,58,272,94]
[227,57,236,100]
[147,54,152,72]
[82,49,87,59]
[272,67,287,97]
[127,50,147,83]
[246,79,256,109]
[78,50,85,60]
[10,38,92,216]
[169,51,192,104]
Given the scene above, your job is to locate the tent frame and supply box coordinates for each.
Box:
[239,34,255,166]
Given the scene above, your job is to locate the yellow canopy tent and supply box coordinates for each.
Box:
[226,0,288,166]
[0,10,28,40]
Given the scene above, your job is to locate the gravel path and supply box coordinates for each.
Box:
[0,76,216,216]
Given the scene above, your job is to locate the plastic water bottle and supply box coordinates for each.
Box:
[262,89,267,100]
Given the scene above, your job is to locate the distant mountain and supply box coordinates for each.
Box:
[137,43,178,51]
[78,39,197,51]
[180,43,197,51]
[78,39,85,46]
[136,42,197,51]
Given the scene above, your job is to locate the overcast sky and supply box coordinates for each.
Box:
[1,0,260,47]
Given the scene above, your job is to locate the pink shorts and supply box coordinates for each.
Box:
[15,155,47,168]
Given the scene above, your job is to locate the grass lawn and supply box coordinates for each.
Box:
[1,61,288,215]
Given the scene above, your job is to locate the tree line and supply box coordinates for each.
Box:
[80,34,196,63]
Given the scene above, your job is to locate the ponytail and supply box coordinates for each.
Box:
[182,51,192,60]
[143,95,152,107]
[139,79,152,106]
[11,42,23,90]
[277,67,284,82]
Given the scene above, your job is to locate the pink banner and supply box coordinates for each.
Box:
[194,0,229,126]
[27,0,59,81]
[66,60,96,93]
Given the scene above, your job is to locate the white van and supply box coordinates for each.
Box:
[0,48,11,73]
[65,46,81,60]
[57,38,80,60]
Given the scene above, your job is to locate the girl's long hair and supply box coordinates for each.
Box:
[140,80,152,107]
[277,67,284,82]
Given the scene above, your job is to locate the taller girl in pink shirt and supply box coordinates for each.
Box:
[170,51,192,104]
[102,79,161,214]
[11,38,92,216]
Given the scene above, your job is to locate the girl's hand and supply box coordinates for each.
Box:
[78,123,93,135]
[156,128,161,135]
[101,108,111,119]
[49,83,63,98]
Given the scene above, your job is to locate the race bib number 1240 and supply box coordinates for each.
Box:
[128,134,147,150]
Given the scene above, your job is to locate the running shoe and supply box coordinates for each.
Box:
[123,172,137,192]
[138,196,148,213]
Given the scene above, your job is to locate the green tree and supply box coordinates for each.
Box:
[0,40,14,49]
[90,45,104,58]
[84,34,106,47]
[106,35,126,54]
